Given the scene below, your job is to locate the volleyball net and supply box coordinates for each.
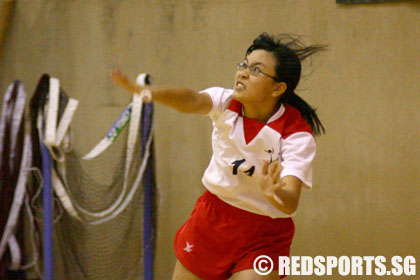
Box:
[0,73,157,280]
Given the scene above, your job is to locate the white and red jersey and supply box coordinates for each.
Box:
[200,87,316,218]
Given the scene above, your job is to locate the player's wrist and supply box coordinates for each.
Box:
[134,85,152,102]
[142,87,152,102]
[271,191,284,206]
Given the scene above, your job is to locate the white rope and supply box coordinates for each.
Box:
[37,74,154,225]
[44,78,59,146]
[71,93,143,218]
[0,135,31,259]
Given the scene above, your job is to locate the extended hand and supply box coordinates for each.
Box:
[110,67,142,94]
[261,160,286,201]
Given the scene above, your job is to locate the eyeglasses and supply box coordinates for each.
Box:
[237,62,278,81]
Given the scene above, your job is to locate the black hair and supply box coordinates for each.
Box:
[246,33,327,135]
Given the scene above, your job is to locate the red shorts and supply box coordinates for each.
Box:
[174,190,295,280]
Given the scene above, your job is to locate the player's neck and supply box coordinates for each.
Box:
[242,101,280,124]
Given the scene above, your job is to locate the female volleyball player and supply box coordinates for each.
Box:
[111,33,326,280]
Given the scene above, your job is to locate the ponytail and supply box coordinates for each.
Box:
[279,91,325,135]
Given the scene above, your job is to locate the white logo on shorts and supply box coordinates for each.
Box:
[184,241,194,253]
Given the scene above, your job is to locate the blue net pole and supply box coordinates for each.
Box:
[41,143,54,280]
[141,102,155,280]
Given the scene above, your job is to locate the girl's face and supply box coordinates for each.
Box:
[233,49,280,105]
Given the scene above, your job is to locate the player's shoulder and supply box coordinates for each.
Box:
[201,87,233,107]
[200,87,234,118]
[282,105,313,138]
[201,87,233,97]
[269,104,312,139]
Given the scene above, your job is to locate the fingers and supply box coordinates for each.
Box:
[110,67,128,83]
[110,67,120,80]
[262,160,285,188]
[262,160,282,182]
[110,67,124,85]
[109,68,153,102]
[261,160,285,198]
[268,160,278,177]
[260,175,270,193]
[268,160,281,184]
[110,67,139,93]
[262,160,269,175]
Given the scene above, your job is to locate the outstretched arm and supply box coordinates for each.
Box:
[110,67,213,115]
